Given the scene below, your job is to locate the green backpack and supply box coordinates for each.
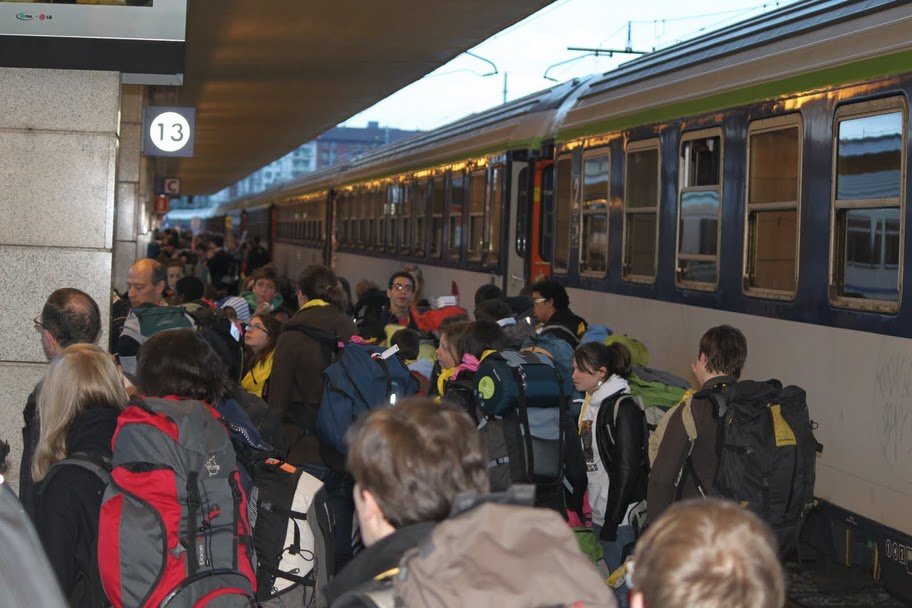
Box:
[604,334,649,367]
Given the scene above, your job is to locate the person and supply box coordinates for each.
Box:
[648,325,746,523]
[323,398,490,605]
[115,258,171,378]
[400,264,430,307]
[241,313,282,400]
[441,320,503,420]
[165,259,185,304]
[241,267,283,318]
[474,283,503,306]
[629,499,785,608]
[20,288,102,520]
[474,297,533,349]
[572,342,645,606]
[385,271,417,327]
[531,278,588,346]
[431,320,470,397]
[269,265,357,465]
[33,344,128,607]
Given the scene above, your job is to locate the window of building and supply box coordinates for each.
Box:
[580,148,609,276]
[744,116,802,298]
[553,153,573,272]
[623,140,660,282]
[831,98,905,311]
[467,169,486,261]
[676,129,723,289]
[448,171,465,259]
[431,175,445,258]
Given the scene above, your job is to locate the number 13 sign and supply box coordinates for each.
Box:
[142,106,195,157]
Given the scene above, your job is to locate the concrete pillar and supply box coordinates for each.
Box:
[112,84,145,295]
[0,69,120,491]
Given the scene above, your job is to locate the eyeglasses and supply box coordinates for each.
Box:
[33,316,45,333]
[532,297,548,304]
[391,283,414,292]
[247,323,269,335]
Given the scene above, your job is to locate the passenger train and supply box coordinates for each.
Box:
[188,0,912,598]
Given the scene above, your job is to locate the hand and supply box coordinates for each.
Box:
[255,301,272,316]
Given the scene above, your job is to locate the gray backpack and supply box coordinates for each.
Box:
[98,396,257,608]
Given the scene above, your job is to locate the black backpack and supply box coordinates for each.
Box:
[695,379,821,556]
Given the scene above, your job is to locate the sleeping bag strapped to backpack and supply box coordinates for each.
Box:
[251,459,334,608]
[521,331,576,399]
[474,351,566,506]
[316,340,419,456]
[98,396,257,608]
[696,379,820,556]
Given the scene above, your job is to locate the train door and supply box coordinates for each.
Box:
[505,160,528,296]
[526,158,553,283]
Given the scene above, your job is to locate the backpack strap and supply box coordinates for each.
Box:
[540,324,580,347]
[282,324,341,367]
[40,452,112,493]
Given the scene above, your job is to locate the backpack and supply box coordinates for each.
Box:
[98,396,257,608]
[628,366,694,463]
[473,351,567,508]
[409,305,468,333]
[695,380,821,555]
[333,488,614,608]
[40,453,112,608]
[185,305,245,382]
[251,459,334,608]
[315,341,418,456]
[580,323,612,345]
[118,305,197,377]
[604,334,649,367]
[521,331,577,399]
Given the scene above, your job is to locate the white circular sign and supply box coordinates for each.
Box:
[149,111,191,153]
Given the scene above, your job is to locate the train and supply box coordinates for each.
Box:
[182,0,912,598]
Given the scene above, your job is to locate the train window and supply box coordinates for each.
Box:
[488,164,503,265]
[580,148,609,276]
[830,98,905,311]
[414,180,427,256]
[553,153,573,273]
[353,190,363,245]
[400,181,412,253]
[387,184,400,249]
[676,129,722,289]
[744,116,802,298]
[515,166,529,258]
[623,140,659,282]
[431,176,445,258]
[373,188,384,251]
[448,171,465,259]
[467,169,486,261]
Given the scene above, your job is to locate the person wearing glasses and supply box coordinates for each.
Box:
[530,278,588,347]
[386,271,417,327]
[628,498,785,608]
[21,289,102,520]
[241,313,282,400]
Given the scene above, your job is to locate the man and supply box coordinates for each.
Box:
[647,324,747,522]
[630,499,784,608]
[530,278,587,346]
[165,259,185,298]
[386,271,416,326]
[324,398,490,605]
[116,258,191,379]
[20,288,102,518]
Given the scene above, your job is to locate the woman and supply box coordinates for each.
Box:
[572,341,645,608]
[432,320,470,397]
[441,320,503,419]
[33,344,128,608]
[241,313,282,400]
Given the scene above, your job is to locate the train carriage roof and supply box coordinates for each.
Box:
[558,0,912,140]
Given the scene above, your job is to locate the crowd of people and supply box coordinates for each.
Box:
[2,226,789,608]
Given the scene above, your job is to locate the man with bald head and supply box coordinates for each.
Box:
[20,288,102,517]
[116,258,188,379]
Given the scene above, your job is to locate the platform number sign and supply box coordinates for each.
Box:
[142,106,195,157]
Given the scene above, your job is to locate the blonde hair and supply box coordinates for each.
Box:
[633,499,785,608]
[32,344,128,482]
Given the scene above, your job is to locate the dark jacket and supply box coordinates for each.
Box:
[647,375,736,523]
[268,302,356,465]
[595,393,646,541]
[541,307,587,346]
[36,406,119,608]
[18,383,40,521]
[326,521,435,607]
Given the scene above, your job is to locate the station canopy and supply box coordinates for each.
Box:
[162,0,553,195]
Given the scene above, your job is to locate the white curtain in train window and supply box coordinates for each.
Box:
[834,108,903,303]
[677,133,721,285]
[580,151,609,275]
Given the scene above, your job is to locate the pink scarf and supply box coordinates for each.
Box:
[450,354,480,381]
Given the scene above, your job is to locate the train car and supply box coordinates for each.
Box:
[207,1,912,597]
[544,0,912,599]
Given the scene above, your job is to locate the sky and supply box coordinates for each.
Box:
[341,0,802,132]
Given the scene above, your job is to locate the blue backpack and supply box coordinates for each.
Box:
[521,331,577,399]
[316,342,418,455]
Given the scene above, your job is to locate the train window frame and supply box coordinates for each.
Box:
[514,165,530,259]
[743,114,803,300]
[386,182,400,250]
[552,152,574,274]
[579,146,610,278]
[373,186,384,252]
[413,178,428,257]
[622,138,660,284]
[828,96,906,313]
[675,127,723,291]
[400,179,413,254]
[430,174,446,259]
[447,170,466,260]
[486,163,505,269]
[467,168,487,262]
